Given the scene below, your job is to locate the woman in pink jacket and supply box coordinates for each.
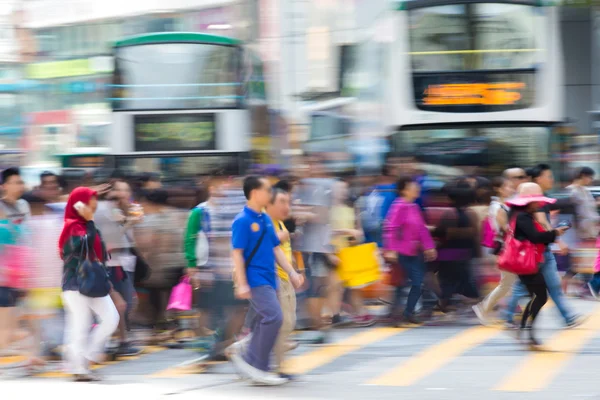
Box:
[384,176,437,325]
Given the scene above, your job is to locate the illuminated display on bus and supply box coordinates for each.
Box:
[423,82,526,106]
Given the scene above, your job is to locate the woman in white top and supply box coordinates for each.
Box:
[473,177,515,326]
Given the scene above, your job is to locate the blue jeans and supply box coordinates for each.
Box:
[589,273,600,293]
[243,285,283,372]
[397,254,425,317]
[505,249,576,324]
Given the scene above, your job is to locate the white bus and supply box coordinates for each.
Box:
[355,0,563,174]
[103,32,269,182]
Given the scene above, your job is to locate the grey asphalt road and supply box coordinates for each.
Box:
[3,299,600,400]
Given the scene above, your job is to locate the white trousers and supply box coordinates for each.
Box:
[62,291,120,374]
[480,271,518,314]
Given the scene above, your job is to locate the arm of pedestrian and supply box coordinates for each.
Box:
[534,211,553,231]
[275,247,304,288]
[232,249,251,299]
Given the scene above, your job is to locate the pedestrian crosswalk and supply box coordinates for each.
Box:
[143,303,600,393]
[3,303,600,393]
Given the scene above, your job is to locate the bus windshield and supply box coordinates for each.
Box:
[111,43,242,111]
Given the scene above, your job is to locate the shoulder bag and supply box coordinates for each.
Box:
[246,219,267,268]
[497,218,540,275]
[77,234,111,298]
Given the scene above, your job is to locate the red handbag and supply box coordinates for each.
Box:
[497,219,542,275]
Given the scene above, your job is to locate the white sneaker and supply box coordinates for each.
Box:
[229,349,288,386]
[225,334,252,358]
[251,371,289,386]
[588,283,600,301]
[472,304,490,326]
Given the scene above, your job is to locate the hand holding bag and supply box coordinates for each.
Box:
[497,219,540,275]
[77,234,111,298]
[167,276,193,312]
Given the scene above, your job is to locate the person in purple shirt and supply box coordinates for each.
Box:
[384,176,437,325]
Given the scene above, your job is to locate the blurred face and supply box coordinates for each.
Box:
[41,174,59,190]
[506,169,528,189]
[40,174,60,199]
[2,174,25,199]
[111,181,132,202]
[145,180,161,190]
[268,192,291,221]
[526,202,540,213]
[335,182,350,203]
[88,196,98,213]
[581,175,594,186]
[498,180,514,199]
[254,178,272,207]
[402,182,421,202]
[535,169,554,192]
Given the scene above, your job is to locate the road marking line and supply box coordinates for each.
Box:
[35,345,166,378]
[494,305,600,392]
[284,327,403,375]
[369,326,500,386]
[151,363,210,378]
[0,355,26,365]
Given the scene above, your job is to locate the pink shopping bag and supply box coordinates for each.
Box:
[481,217,495,248]
[594,238,600,273]
[166,277,192,311]
[1,245,33,289]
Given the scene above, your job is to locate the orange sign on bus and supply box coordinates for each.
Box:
[423,82,526,106]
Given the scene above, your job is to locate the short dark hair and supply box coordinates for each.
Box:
[1,167,20,184]
[574,166,595,180]
[270,188,288,204]
[396,176,415,195]
[142,189,169,205]
[110,169,127,181]
[243,176,265,200]
[530,163,552,182]
[273,180,292,193]
[140,172,160,184]
[445,179,475,208]
[40,171,57,181]
[491,176,507,193]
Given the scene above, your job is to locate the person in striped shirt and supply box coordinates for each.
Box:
[184,176,248,361]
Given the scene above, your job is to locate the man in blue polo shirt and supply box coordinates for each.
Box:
[230,176,303,386]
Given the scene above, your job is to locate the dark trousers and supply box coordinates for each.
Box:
[397,254,425,317]
[243,285,283,371]
[519,272,548,333]
[437,261,479,303]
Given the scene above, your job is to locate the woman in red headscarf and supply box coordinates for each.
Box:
[59,187,120,382]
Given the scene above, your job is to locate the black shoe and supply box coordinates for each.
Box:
[74,373,101,382]
[116,343,143,357]
[208,353,229,362]
[279,372,296,381]
[396,315,422,327]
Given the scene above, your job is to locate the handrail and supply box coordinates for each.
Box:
[107,95,244,101]
[409,49,541,55]
[107,83,243,88]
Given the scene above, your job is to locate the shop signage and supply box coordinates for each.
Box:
[25,57,114,80]
[423,82,526,106]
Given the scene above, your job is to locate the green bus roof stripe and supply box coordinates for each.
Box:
[114,32,242,47]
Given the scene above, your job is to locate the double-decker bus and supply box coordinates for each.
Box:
[355,0,563,175]
[103,32,268,183]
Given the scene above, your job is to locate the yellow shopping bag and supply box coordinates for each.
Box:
[337,242,382,289]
